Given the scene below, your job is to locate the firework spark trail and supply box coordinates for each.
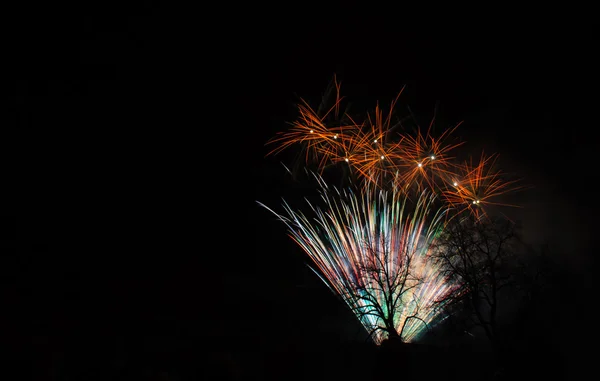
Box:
[395,121,464,192]
[258,176,460,344]
[265,81,521,219]
[259,79,523,345]
[440,152,523,221]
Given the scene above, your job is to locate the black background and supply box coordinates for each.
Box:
[5,3,597,380]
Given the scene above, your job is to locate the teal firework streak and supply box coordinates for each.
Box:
[259,175,460,344]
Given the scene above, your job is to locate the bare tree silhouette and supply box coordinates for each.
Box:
[432,216,522,356]
[338,223,444,344]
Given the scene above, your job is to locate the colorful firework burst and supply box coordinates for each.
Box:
[259,176,461,344]
[265,78,520,220]
[440,152,523,221]
[260,78,524,345]
[394,120,464,193]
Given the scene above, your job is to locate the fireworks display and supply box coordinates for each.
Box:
[259,77,521,343]
[266,76,521,221]
[259,178,461,344]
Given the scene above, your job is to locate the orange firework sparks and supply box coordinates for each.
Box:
[351,136,404,188]
[265,99,337,169]
[441,152,521,220]
[395,118,464,193]
[265,77,523,221]
[347,88,407,187]
[324,120,370,165]
[265,76,358,173]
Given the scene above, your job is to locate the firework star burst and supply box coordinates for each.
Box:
[259,176,461,344]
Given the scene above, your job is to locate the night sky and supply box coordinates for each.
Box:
[6,4,597,380]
